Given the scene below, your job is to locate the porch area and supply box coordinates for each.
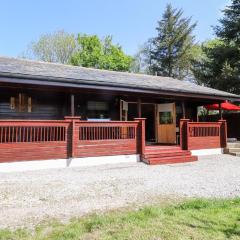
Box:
[0,117,227,165]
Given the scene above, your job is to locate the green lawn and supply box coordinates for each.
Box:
[1,198,240,240]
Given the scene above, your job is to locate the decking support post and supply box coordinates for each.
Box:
[64,116,81,158]
[70,94,75,117]
[180,119,190,150]
[137,98,142,118]
[219,102,223,120]
[134,118,146,159]
[219,119,227,148]
[181,101,186,119]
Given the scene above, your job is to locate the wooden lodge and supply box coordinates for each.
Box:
[0,56,239,168]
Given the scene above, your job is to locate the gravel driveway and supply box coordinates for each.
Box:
[0,154,240,229]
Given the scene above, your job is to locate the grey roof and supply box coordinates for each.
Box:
[0,56,239,100]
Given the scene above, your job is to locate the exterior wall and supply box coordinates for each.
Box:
[0,87,68,120]
[0,86,200,123]
[74,94,120,120]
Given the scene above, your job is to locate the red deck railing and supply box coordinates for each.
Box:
[78,122,136,141]
[73,121,139,158]
[0,125,66,143]
[0,118,227,163]
[0,120,68,143]
[0,118,145,162]
[0,120,70,162]
[180,119,227,150]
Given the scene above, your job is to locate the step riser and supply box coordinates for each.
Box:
[144,150,189,154]
[227,144,240,148]
[144,156,198,165]
[225,148,240,153]
[143,153,191,158]
[145,148,181,151]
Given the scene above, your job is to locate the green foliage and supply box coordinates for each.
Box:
[1,198,240,240]
[192,0,240,94]
[149,4,197,79]
[23,30,76,64]
[130,41,152,74]
[215,0,240,45]
[22,31,132,72]
[70,34,133,71]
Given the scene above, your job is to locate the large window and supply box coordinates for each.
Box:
[87,101,109,119]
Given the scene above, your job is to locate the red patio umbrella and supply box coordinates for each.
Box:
[204,101,240,111]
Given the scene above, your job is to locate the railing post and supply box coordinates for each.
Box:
[64,116,81,158]
[219,119,227,148]
[180,119,190,150]
[134,118,146,158]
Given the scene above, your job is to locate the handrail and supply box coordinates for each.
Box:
[76,121,138,141]
[188,122,220,137]
[187,122,221,125]
[0,120,69,143]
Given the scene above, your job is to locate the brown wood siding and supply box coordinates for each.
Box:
[0,88,68,120]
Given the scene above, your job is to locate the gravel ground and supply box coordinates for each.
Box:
[0,154,240,229]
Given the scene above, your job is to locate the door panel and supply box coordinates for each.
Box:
[157,103,176,144]
[120,100,128,121]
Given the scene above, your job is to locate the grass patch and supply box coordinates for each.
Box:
[1,198,240,240]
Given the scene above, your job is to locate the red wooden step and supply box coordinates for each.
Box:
[143,145,198,165]
[145,146,181,151]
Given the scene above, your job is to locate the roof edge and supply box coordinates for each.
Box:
[1,74,240,101]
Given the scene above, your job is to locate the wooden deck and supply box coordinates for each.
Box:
[0,118,227,165]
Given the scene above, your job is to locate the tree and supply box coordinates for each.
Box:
[70,34,132,71]
[23,30,76,64]
[130,41,152,74]
[215,0,240,45]
[192,39,240,93]
[149,4,197,79]
[192,0,240,94]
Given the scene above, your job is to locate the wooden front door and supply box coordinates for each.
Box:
[157,103,176,144]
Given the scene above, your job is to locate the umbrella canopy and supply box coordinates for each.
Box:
[204,101,240,111]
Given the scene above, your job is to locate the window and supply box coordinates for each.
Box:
[87,101,109,119]
[10,97,15,110]
[159,112,173,124]
[9,93,32,113]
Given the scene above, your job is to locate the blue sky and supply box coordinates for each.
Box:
[1,0,229,57]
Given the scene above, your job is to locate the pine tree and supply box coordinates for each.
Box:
[192,0,240,94]
[150,4,196,79]
[215,0,240,44]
